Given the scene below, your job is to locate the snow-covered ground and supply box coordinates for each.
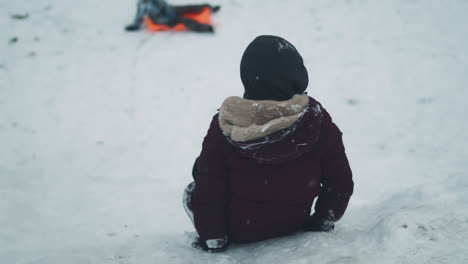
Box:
[1,0,468,263]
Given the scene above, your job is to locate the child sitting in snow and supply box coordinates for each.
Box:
[183,36,354,252]
[125,0,220,33]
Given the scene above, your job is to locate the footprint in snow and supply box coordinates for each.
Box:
[417,97,435,104]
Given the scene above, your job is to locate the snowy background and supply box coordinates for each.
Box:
[1,0,468,263]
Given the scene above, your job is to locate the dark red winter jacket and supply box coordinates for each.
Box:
[192,97,353,243]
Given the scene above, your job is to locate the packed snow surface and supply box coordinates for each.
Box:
[1,0,468,263]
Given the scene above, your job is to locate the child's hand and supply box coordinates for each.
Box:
[125,24,140,31]
[304,214,335,232]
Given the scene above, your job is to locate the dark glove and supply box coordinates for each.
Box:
[192,237,228,253]
[125,24,140,31]
[304,214,335,232]
[211,5,221,13]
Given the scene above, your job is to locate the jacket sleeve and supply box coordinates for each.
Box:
[314,112,354,222]
[192,114,229,240]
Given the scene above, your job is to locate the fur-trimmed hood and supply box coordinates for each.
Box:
[218,95,323,164]
[219,94,309,142]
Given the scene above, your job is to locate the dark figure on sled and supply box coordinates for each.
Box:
[125,0,220,33]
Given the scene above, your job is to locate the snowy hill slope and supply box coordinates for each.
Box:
[1,0,468,263]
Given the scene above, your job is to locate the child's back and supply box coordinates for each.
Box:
[185,36,354,252]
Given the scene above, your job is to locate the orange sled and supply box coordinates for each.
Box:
[145,7,212,32]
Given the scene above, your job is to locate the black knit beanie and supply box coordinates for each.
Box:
[240,35,309,101]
